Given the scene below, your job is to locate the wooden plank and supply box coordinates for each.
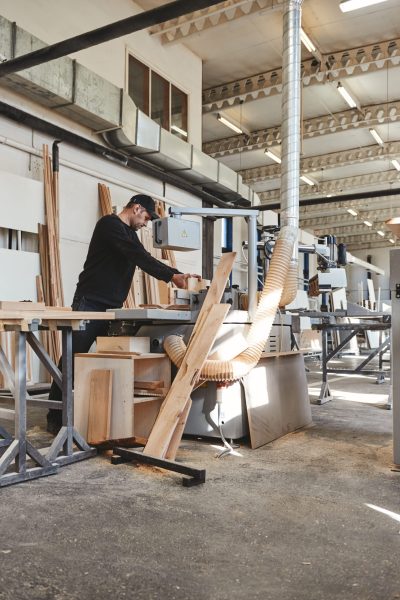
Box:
[188,252,236,347]
[0,310,115,321]
[87,370,113,444]
[143,303,230,458]
[134,380,164,390]
[0,301,45,311]
[164,398,192,461]
[74,354,134,440]
[243,353,312,449]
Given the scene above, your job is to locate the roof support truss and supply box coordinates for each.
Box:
[203,38,400,113]
[203,100,400,157]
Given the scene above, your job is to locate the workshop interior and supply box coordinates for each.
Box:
[0,1,400,595]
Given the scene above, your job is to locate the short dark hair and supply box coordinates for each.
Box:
[126,194,158,220]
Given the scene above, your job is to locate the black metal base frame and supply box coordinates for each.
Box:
[111,447,206,487]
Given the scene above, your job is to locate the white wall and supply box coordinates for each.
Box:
[346,247,390,303]
[0,0,203,148]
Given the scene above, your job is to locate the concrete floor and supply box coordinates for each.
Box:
[1,357,400,600]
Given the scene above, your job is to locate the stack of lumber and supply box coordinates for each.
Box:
[37,145,64,365]
[98,185,177,307]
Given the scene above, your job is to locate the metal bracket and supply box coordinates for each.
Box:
[396,283,400,299]
[111,447,206,487]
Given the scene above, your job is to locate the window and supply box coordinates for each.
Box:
[128,56,149,114]
[151,71,170,130]
[127,54,188,140]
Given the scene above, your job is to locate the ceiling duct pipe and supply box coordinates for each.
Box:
[163,0,304,382]
[257,187,400,211]
[0,0,223,77]
[277,0,302,307]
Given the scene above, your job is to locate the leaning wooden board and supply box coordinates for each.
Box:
[143,303,230,458]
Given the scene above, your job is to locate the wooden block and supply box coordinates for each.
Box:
[87,369,112,444]
[243,353,312,449]
[96,336,150,354]
[134,380,164,390]
[74,354,135,440]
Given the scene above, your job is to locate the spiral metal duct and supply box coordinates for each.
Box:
[164,0,303,381]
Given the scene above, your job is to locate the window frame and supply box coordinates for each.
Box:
[126,50,189,141]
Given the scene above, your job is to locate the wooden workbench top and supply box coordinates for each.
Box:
[0,310,115,321]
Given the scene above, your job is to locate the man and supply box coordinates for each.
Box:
[47,194,199,432]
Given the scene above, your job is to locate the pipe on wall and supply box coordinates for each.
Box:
[0,101,239,210]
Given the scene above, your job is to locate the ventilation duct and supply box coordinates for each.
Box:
[0,15,254,203]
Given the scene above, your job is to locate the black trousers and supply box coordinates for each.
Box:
[48,296,115,417]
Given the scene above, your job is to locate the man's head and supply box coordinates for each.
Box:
[125,194,158,230]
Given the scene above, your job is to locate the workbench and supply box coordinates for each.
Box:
[311,320,391,405]
[0,309,114,487]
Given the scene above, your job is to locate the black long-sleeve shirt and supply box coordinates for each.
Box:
[75,214,180,307]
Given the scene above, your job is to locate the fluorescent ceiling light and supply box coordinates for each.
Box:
[377,230,385,237]
[391,159,400,171]
[265,149,282,164]
[340,0,388,12]
[217,113,243,134]
[171,125,188,137]
[364,220,373,227]
[337,82,358,109]
[369,128,384,146]
[347,208,358,216]
[390,239,395,244]
[300,175,315,186]
[300,28,316,53]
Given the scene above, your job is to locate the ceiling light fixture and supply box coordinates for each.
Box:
[300,28,316,53]
[364,220,373,227]
[337,82,358,109]
[264,149,282,164]
[377,230,385,237]
[300,175,315,186]
[391,159,400,171]
[347,208,358,216]
[339,0,388,12]
[369,128,384,146]
[390,239,395,244]
[217,113,243,135]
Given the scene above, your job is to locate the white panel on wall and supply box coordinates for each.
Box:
[0,143,31,178]
[0,249,40,301]
[0,170,44,233]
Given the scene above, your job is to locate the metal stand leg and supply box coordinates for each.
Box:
[0,332,58,488]
[45,329,96,465]
[316,329,332,405]
[111,447,206,487]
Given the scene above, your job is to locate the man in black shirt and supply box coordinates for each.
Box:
[47,194,198,432]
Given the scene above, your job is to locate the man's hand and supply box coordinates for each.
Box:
[171,273,201,289]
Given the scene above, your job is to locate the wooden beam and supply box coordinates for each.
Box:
[143,302,230,458]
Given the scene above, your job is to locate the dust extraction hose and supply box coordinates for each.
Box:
[164,225,296,382]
